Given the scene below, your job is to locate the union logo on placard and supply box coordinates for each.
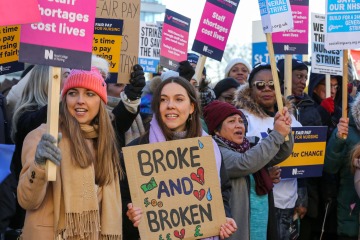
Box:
[44,49,54,60]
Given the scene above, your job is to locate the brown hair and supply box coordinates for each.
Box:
[151,77,202,140]
[350,143,360,174]
[59,98,121,186]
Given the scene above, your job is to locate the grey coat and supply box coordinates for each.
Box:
[214,129,293,240]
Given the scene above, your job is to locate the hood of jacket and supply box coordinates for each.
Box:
[234,84,293,119]
[351,94,360,131]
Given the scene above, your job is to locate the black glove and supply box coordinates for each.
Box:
[124,64,146,100]
[177,60,195,81]
[35,133,62,166]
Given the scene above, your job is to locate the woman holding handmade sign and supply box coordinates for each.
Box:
[17,67,138,239]
[125,76,237,239]
[202,100,292,240]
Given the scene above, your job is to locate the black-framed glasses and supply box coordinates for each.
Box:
[253,81,275,90]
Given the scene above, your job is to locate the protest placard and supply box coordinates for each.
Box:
[259,0,294,33]
[272,0,309,54]
[123,136,226,240]
[96,0,141,82]
[276,126,328,178]
[191,0,239,61]
[0,25,24,75]
[139,22,161,73]
[0,0,41,26]
[160,9,190,70]
[311,13,343,75]
[93,18,123,83]
[252,20,302,66]
[20,0,96,69]
[325,0,360,50]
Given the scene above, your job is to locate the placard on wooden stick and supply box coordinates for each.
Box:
[20,0,97,180]
[123,137,226,240]
[46,67,61,181]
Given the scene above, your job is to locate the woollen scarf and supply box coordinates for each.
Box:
[55,124,122,239]
[216,135,273,196]
[149,116,221,240]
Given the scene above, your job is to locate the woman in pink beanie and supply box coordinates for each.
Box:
[18,66,127,239]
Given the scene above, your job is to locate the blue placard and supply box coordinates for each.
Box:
[252,42,303,66]
[139,58,160,73]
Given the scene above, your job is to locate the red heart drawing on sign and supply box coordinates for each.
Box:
[190,167,205,185]
[174,229,185,239]
[166,15,173,20]
[193,189,205,201]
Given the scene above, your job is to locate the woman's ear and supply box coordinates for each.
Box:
[190,102,195,114]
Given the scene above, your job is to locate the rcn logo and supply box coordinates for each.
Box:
[203,45,213,54]
[284,45,296,52]
[292,168,305,176]
[44,49,54,60]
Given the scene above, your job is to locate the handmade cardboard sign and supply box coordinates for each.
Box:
[160,9,190,70]
[259,0,294,33]
[311,13,343,75]
[0,0,41,26]
[123,136,226,240]
[139,22,162,73]
[0,25,24,75]
[273,0,309,54]
[252,20,302,66]
[96,0,141,83]
[277,126,328,178]
[325,0,360,50]
[19,0,96,69]
[192,0,239,61]
[93,18,123,83]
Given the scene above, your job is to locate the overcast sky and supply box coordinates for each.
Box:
[162,0,326,45]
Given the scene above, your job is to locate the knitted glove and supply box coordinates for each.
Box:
[177,60,195,81]
[320,97,335,114]
[35,134,62,166]
[124,64,146,100]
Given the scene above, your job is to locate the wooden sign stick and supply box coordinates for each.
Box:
[325,74,331,98]
[284,54,292,98]
[46,66,61,181]
[342,50,349,139]
[266,33,289,141]
[193,55,207,85]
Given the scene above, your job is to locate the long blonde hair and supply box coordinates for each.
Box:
[11,65,49,142]
[59,97,122,186]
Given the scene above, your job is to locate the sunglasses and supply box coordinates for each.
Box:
[253,81,275,90]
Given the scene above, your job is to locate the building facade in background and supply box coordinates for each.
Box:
[140,0,166,22]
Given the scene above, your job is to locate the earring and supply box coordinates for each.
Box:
[188,114,192,121]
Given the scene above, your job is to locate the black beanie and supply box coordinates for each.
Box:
[213,78,240,99]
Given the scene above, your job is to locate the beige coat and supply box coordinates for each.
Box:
[17,125,55,239]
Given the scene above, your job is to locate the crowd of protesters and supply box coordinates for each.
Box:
[0,52,360,240]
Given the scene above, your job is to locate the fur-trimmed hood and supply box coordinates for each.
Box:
[234,84,293,118]
[351,94,360,131]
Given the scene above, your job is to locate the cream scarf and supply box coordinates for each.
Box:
[54,124,122,240]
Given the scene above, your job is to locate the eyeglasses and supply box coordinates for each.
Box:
[253,81,275,90]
